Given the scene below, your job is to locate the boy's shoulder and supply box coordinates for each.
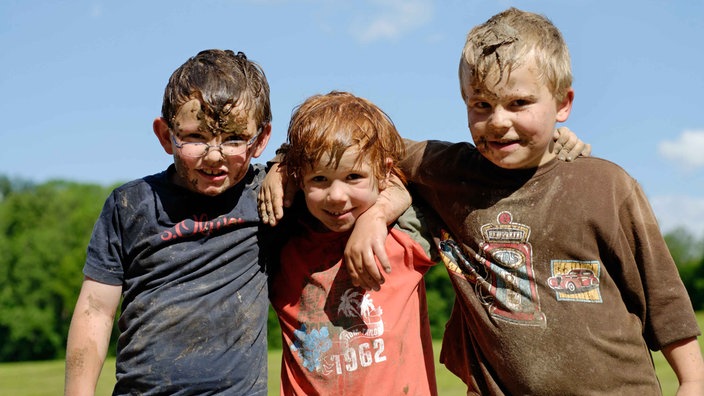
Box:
[404,139,482,176]
[553,156,640,198]
[564,156,633,179]
[416,139,479,158]
[109,169,170,198]
[251,162,267,181]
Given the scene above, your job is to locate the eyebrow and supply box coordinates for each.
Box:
[174,126,249,139]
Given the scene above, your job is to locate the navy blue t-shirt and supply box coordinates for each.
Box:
[84,164,270,395]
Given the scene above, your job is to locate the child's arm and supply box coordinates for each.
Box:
[258,162,293,226]
[343,174,411,291]
[65,277,121,396]
[661,337,704,396]
[258,128,590,225]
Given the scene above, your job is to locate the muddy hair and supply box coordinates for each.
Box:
[161,49,272,132]
[282,91,406,187]
[459,7,572,103]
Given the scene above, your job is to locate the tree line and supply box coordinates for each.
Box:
[1,175,702,362]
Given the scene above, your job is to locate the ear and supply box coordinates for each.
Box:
[378,157,394,190]
[556,88,574,123]
[153,117,174,155]
[250,122,272,158]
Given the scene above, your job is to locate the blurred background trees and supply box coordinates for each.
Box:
[0,176,114,361]
[0,174,702,361]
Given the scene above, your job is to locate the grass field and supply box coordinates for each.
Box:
[1,332,699,396]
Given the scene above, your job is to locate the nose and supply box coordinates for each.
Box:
[326,180,347,203]
[203,144,225,162]
[488,106,512,129]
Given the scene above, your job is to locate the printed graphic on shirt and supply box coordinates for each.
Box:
[291,288,387,376]
[438,211,546,326]
[160,213,245,241]
[547,260,603,303]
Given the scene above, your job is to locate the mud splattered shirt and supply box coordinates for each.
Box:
[400,140,700,396]
[84,164,269,395]
[270,205,438,395]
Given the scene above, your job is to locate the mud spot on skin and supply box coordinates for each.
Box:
[65,347,88,373]
[87,294,103,313]
[173,98,253,137]
[173,99,204,130]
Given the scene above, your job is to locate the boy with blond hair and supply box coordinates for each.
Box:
[270,91,438,395]
[395,8,704,395]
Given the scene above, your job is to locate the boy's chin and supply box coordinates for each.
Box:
[485,153,544,170]
[187,181,231,196]
[318,221,354,233]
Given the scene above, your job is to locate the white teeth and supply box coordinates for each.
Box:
[202,169,222,175]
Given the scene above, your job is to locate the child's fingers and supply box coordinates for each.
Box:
[258,163,291,226]
[579,143,592,158]
[344,241,386,291]
[373,244,392,275]
[258,182,283,226]
[553,127,590,161]
[553,127,576,158]
[342,202,390,290]
[257,187,277,226]
[344,250,374,290]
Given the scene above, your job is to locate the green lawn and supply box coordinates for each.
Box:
[3,312,703,395]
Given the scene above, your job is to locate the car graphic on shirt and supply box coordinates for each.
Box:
[547,268,599,293]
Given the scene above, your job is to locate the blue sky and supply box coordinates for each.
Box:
[1,0,703,237]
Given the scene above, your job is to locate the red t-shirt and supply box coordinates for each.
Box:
[270,209,438,396]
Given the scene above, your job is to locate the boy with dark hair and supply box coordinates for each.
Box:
[65,49,273,395]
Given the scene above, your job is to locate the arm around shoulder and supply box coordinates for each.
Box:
[65,277,122,396]
[344,174,411,291]
[662,336,704,396]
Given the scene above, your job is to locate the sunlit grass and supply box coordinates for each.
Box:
[2,312,702,395]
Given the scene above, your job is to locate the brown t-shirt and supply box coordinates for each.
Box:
[400,139,700,395]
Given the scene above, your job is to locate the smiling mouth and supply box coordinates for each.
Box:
[488,139,520,149]
[325,209,351,217]
[200,168,226,177]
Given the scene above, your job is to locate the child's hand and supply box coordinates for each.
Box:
[553,126,591,161]
[342,174,410,291]
[258,163,296,226]
[343,205,390,291]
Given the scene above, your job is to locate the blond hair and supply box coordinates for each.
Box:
[459,8,572,102]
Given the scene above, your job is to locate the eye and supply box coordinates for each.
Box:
[309,175,327,183]
[346,173,365,181]
[470,101,491,112]
[510,99,531,107]
[180,132,209,142]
